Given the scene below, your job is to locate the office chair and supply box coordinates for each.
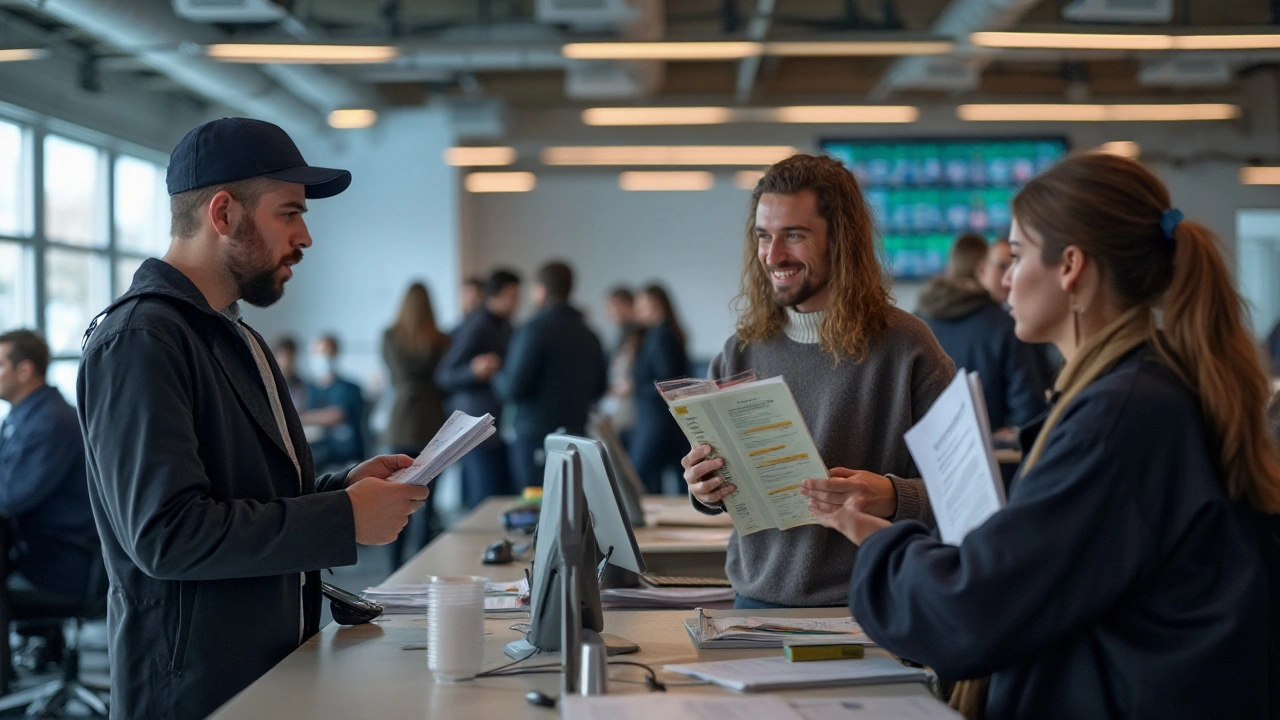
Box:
[0,534,109,717]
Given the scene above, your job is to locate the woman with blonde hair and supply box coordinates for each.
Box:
[382,281,450,562]
[813,153,1280,719]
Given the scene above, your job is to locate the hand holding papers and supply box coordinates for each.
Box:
[658,373,828,536]
[684,608,874,649]
[387,410,495,486]
[903,370,1006,545]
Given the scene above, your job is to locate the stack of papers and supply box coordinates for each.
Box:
[361,579,529,614]
[388,410,496,486]
[600,586,735,609]
[685,608,874,649]
[561,695,960,720]
[664,656,930,692]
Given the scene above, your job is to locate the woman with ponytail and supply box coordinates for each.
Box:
[810,152,1280,720]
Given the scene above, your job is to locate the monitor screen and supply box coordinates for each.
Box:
[819,136,1070,280]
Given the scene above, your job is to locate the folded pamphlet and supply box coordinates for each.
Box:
[387,410,496,487]
[903,370,1006,545]
[683,607,874,649]
[657,373,828,536]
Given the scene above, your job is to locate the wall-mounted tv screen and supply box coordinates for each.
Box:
[820,137,1070,280]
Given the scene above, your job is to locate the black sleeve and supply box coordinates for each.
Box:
[493,324,542,402]
[79,328,356,581]
[435,317,483,393]
[1005,333,1048,428]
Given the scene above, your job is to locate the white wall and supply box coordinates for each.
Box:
[242,107,459,391]
[465,80,1280,358]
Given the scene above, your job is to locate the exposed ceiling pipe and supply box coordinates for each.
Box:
[21,0,338,130]
[870,0,1043,100]
[734,0,776,103]
[263,8,379,112]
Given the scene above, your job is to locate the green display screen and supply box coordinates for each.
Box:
[820,137,1070,279]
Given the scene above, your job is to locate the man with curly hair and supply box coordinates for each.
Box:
[681,153,955,609]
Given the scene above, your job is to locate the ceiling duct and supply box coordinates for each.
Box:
[171,0,286,23]
[1139,56,1234,88]
[535,0,640,30]
[559,0,662,100]
[1062,0,1174,24]
[872,0,1041,98]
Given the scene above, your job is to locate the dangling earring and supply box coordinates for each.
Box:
[1070,295,1084,349]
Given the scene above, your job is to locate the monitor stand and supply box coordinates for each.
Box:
[503,633,639,660]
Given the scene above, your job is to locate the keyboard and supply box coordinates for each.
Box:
[640,574,733,588]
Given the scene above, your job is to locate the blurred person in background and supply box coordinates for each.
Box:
[436,269,522,508]
[304,334,367,470]
[916,233,1046,437]
[458,275,485,322]
[982,237,1061,386]
[382,282,451,564]
[628,284,691,494]
[600,286,644,447]
[271,334,308,410]
[495,261,607,490]
[0,329,99,675]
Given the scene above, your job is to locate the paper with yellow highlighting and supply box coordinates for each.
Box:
[665,376,828,536]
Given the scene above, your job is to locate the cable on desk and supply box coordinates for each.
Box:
[474,648,541,678]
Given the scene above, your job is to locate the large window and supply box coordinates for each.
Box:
[0,115,167,416]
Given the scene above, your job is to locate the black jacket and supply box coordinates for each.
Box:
[77,259,357,720]
[916,278,1046,428]
[435,307,512,447]
[849,347,1271,719]
[494,303,607,439]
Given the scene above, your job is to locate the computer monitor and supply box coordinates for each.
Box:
[503,434,647,659]
[586,413,647,528]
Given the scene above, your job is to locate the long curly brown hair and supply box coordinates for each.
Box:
[735,153,891,361]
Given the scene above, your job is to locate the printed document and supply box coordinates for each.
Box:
[903,370,1006,545]
[658,375,827,536]
[685,608,874,648]
[387,410,495,487]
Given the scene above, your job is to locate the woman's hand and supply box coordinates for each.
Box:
[681,444,736,506]
[810,496,892,545]
[799,468,898,518]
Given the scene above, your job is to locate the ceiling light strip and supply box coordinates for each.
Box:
[957,103,1240,122]
[541,146,797,166]
[562,41,762,61]
[971,31,1280,51]
[764,40,953,56]
[0,48,48,62]
[1240,167,1280,185]
[465,172,536,193]
[206,44,399,64]
[582,106,917,126]
[619,171,715,191]
[327,109,378,129]
[445,147,518,166]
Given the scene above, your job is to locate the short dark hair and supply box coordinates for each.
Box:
[0,329,50,378]
[537,261,574,302]
[272,334,298,355]
[170,176,274,240]
[316,334,340,355]
[485,269,522,298]
[464,276,485,291]
[948,233,990,280]
[608,286,633,304]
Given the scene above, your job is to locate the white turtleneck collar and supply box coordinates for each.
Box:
[783,308,825,344]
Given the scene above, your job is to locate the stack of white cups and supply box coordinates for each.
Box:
[427,575,488,681]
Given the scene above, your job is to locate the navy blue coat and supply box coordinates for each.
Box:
[918,298,1046,429]
[493,302,607,440]
[435,307,512,448]
[850,347,1271,720]
[78,259,356,720]
[628,321,689,492]
[0,384,97,596]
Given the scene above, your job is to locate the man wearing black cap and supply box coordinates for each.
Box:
[77,118,429,720]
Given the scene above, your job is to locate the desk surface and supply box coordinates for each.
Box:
[209,495,934,719]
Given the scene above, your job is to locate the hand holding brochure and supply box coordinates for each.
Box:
[387,410,496,487]
[657,373,827,536]
[902,370,1006,545]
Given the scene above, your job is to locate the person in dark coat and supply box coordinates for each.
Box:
[382,281,451,563]
[810,153,1280,720]
[916,233,1046,432]
[627,284,690,494]
[435,268,521,508]
[77,118,428,720]
[494,261,607,490]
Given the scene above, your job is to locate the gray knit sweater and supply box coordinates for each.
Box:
[694,306,955,606]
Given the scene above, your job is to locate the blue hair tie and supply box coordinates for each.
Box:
[1160,208,1184,241]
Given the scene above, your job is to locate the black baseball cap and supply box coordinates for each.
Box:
[166,117,351,199]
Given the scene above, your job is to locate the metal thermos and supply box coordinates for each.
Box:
[578,630,609,696]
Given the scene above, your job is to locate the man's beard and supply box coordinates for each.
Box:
[225,215,301,308]
[768,265,823,308]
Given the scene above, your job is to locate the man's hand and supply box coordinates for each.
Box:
[681,444,736,506]
[470,353,502,381]
[346,454,414,487]
[346,477,430,545]
[799,468,898,519]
